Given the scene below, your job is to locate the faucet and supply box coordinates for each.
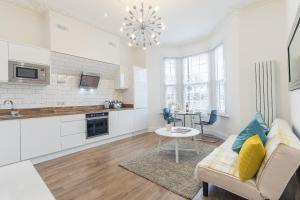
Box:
[3,100,18,116]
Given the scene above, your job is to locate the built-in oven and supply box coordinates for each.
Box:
[8,61,50,85]
[86,112,109,139]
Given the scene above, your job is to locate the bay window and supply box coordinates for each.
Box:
[164,59,177,106]
[163,45,226,114]
[183,54,210,111]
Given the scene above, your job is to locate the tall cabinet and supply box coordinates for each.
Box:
[133,66,148,131]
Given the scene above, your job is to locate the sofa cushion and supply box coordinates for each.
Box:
[232,119,267,153]
[256,119,300,200]
[238,135,266,181]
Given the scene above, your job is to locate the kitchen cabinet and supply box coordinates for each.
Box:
[61,133,85,150]
[8,43,50,65]
[0,40,8,82]
[0,120,20,166]
[133,109,148,131]
[60,114,86,150]
[21,117,61,160]
[109,109,148,136]
[48,12,120,65]
[133,66,148,109]
[115,71,128,90]
[109,110,135,137]
[60,114,86,137]
[109,111,120,137]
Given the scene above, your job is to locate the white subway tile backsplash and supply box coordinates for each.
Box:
[0,52,121,109]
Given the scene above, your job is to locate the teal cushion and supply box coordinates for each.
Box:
[254,112,270,135]
[232,119,268,153]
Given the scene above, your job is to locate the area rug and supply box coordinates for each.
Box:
[119,139,216,199]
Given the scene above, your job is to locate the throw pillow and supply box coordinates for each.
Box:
[232,119,267,153]
[254,112,270,135]
[238,134,266,181]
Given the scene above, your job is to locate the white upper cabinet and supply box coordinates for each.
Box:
[0,41,8,82]
[8,43,50,65]
[48,12,120,65]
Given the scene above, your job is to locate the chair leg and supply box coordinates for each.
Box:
[203,181,208,197]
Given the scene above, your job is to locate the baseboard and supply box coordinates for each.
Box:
[30,130,147,165]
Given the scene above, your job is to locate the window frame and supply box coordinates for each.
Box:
[162,44,226,115]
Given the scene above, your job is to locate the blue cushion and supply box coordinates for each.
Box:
[254,112,270,135]
[232,119,268,153]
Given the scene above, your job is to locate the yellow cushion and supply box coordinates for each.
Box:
[238,134,266,181]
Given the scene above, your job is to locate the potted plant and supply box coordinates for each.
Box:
[163,108,174,131]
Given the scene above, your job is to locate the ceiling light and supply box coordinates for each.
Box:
[120,1,164,50]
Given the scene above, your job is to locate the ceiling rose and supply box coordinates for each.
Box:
[120,0,165,50]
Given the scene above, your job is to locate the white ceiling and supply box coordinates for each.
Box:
[4,0,262,45]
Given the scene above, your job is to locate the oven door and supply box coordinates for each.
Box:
[86,117,108,139]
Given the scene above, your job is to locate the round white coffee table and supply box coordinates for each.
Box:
[155,127,200,163]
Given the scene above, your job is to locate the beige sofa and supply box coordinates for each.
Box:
[195,119,300,200]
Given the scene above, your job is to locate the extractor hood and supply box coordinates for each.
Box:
[79,72,100,89]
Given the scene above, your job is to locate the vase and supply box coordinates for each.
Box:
[165,123,173,131]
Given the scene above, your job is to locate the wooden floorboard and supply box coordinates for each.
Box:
[35,132,299,200]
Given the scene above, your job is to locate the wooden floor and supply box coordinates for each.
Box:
[35,132,300,200]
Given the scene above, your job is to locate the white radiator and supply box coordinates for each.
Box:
[254,61,276,127]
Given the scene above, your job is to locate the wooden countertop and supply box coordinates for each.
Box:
[0,104,134,120]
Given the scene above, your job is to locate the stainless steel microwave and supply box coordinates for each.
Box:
[8,61,50,85]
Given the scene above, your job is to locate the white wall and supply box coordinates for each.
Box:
[238,0,289,125]
[0,1,47,48]
[146,46,181,131]
[286,0,300,134]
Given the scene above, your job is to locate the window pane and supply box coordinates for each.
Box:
[164,59,176,85]
[165,86,177,106]
[183,54,209,84]
[217,81,225,113]
[215,46,224,81]
[184,84,209,110]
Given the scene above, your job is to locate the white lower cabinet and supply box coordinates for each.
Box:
[0,109,148,165]
[0,120,20,166]
[61,133,85,150]
[21,117,61,160]
[109,111,120,137]
[109,109,148,137]
[109,110,133,137]
[133,109,148,131]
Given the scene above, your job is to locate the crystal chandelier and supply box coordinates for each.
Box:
[120,0,165,50]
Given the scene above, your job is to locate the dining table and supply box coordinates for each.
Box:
[173,111,202,127]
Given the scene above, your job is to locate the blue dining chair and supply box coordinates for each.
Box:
[193,110,220,143]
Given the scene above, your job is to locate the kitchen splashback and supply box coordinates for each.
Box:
[0,52,121,109]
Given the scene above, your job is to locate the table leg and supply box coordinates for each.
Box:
[193,136,199,154]
[175,138,179,163]
[158,136,161,150]
[174,114,176,126]
[183,115,186,127]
